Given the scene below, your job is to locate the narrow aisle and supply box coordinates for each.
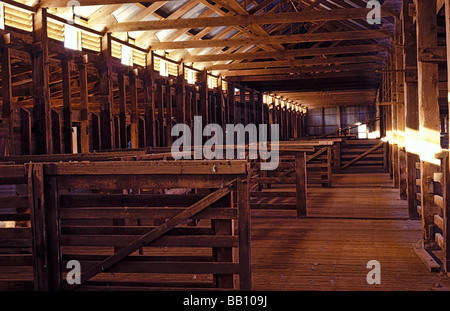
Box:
[251,173,450,290]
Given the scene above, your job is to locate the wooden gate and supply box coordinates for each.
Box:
[339,139,388,172]
[1,160,252,291]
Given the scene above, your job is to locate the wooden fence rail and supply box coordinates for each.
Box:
[0,160,251,291]
[249,152,307,218]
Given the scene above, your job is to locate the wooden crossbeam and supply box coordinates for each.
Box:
[340,142,384,170]
[106,8,396,32]
[150,30,392,50]
[61,186,233,291]
[207,55,386,71]
[307,147,328,162]
[224,63,382,77]
[229,70,379,82]
[34,0,174,8]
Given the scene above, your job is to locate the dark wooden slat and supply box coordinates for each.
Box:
[0,280,34,291]
[59,194,206,208]
[0,228,31,239]
[61,226,213,236]
[60,235,239,247]
[250,192,295,197]
[56,174,238,190]
[61,261,239,275]
[0,254,33,266]
[62,254,213,262]
[0,196,29,209]
[61,186,232,290]
[58,207,237,220]
[250,203,297,210]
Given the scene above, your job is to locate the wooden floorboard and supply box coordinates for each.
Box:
[251,173,450,290]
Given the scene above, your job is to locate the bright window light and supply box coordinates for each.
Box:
[358,124,368,139]
[160,59,168,77]
[64,24,80,51]
[187,69,195,84]
[121,45,132,66]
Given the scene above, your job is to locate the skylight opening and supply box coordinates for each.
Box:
[64,24,81,51]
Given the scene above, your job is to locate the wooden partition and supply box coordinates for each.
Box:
[428,151,450,273]
[0,160,252,291]
[338,139,388,172]
[250,152,307,218]
[0,164,34,290]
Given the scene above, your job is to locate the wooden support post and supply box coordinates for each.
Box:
[241,88,247,125]
[227,82,236,124]
[442,153,450,273]
[212,192,235,289]
[333,142,341,173]
[61,58,72,154]
[249,89,255,125]
[395,17,407,200]
[257,92,263,127]
[200,71,209,126]
[99,33,114,150]
[295,151,308,218]
[51,110,62,154]
[29,164,48,290]
[44,174,61,290]
[32,8,52,154]
[91,113,100,151]
[404,0,420,219]
[20,108,32,155]
[442,0,450,272]
[327,146,332,188]
[157,83,165,147]
[237,175,251,291]
[391,103,399,188]
[144,73,156,148]
[118,74,127,149]
[130,73,139,149]
[79,63,90,153]
[417,0,441,247]
[1,46,12,156]
[166,85,173,147]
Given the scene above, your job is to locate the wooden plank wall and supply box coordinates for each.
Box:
[379,0,450,273]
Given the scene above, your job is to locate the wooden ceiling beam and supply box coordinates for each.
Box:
[229,70,378,82]
[224,62,382,77]
[106,8,395,32]
[151,29,391,50]
[207,55,386,71]
[34,0,174,8]
[183,43,387,62]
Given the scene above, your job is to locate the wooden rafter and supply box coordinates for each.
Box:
[150,29,392,50]
[34,0,174,8]
[105,8,395,32]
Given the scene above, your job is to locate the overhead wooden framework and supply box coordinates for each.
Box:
[6,0,450,292]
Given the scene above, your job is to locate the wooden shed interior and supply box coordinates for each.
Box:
[1,0,450,292]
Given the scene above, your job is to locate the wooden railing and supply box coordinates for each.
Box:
[432,151,450,273]
[250,152,307,218]
[0,160,251,291]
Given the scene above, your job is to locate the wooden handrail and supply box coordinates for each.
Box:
[318,115,384,139]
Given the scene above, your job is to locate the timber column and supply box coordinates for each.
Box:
[403,0,420,219]
[32,8,52,154]
[98,33,114,150]
[416,0,441,247]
